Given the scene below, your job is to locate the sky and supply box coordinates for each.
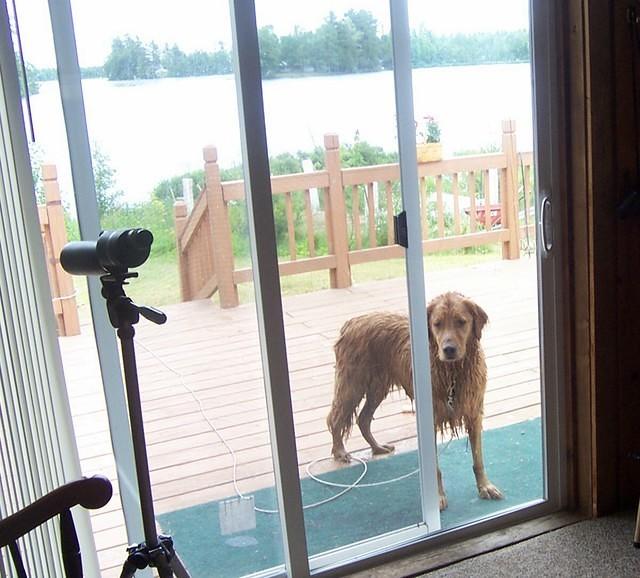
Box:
[15,0,530,68]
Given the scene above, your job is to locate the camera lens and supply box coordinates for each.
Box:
[60,240,104,275]
[60,228,154,276]
[96,229,153,272]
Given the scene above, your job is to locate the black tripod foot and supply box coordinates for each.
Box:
[120,535,176,578]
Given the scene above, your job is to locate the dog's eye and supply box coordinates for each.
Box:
[456,318,467,326]
[433,320,442,328]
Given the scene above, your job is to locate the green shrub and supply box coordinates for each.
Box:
[100,199,175,254]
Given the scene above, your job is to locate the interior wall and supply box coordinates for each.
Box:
[586,0,640,513]
[611,0,640,509]
[565,0,593,515]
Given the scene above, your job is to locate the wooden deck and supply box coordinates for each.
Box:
[59,257,541,576]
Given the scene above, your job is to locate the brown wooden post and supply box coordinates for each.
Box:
[173,199,190,301]
[324,134,351,288]
[42,164,80,336]
[501,119,521,259]
[204,146,239,308]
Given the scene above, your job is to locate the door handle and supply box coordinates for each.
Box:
[540,196,553,254]
[394,211,408,248]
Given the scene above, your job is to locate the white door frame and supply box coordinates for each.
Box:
[389,0,441,534]
[46,0,149,568]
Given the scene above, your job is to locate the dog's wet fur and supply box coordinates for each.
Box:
[326,292,503,509]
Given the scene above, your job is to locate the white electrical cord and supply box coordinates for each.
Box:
[306,457,417,488]
[137,339,433,514]
[51,289,78,301]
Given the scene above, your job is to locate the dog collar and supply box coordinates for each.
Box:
[447,379,456,410]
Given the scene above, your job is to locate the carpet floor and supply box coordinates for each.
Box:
[158,418,543,578]
[423,510,640,577]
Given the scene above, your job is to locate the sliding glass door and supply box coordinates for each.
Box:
[228,0,563,574]
[17,0,565,575]
[246,2,441,572]
[232,0,564,574]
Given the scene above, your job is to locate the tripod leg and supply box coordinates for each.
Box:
[119,559,139,578]
[170,552,191,578]
[156,564,175,578]
[118,328,182,577]
[99,278,185,576]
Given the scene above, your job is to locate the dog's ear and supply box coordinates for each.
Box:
[466,300,488,340]
[426,300,436,341]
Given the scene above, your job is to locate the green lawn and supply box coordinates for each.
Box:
[71,252,183,323]
[71,246,501,314]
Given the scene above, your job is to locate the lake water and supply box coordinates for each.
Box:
[28,62,533,204]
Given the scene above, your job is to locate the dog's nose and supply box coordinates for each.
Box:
[443,345,457,359]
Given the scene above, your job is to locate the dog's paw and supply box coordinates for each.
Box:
[371,444,395,456]
[478,482,504,500]
[439,494,448,511]
[332,450,352,463]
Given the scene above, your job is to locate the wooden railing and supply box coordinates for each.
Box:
[38,165,80,336]
[174,120,536,307]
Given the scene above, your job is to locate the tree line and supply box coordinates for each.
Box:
[23,10,529,87]
[101,10,528,81]
[104,37,232,80]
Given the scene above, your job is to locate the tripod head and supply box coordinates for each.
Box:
[100,271,167,330]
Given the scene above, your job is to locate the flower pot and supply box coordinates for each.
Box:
[416,142,442,163]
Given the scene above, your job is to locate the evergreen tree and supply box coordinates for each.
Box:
[345,10,381,71]
[104,36,150,80]
[100,15,530,82]
[258,26,281,77]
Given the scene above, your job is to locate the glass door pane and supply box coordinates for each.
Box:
[18,1,288,575]
[247,0,550,571]
[252,1,440,570]
[406,0,546,531]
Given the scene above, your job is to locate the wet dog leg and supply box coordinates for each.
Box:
[466,414,503,500]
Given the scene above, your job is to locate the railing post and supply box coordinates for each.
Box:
[204,146,239,308]
[501,119,521,259]
[324,134,351,288]
[173,199,190,301]
[42,164,80,336]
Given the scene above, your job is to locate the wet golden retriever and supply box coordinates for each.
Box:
[326,292,503,509]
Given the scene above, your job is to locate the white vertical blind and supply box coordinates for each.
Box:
[0,1,99,575]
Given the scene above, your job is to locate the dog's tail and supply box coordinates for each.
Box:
[326,368,360,442]
[326,333,363,443]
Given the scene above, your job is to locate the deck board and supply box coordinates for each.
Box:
[60,257,542,575]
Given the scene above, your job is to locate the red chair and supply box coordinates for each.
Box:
[465,203,502,227]
[0,475,112,578]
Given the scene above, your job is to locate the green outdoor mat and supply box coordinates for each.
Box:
[158,418,542,578]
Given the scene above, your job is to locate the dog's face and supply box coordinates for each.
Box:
[427,293,488,362]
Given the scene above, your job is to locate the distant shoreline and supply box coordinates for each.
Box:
[30,59,532,85]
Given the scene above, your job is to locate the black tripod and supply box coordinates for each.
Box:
[99,271,189,578]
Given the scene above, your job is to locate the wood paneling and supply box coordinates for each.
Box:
[577,0,640,513]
